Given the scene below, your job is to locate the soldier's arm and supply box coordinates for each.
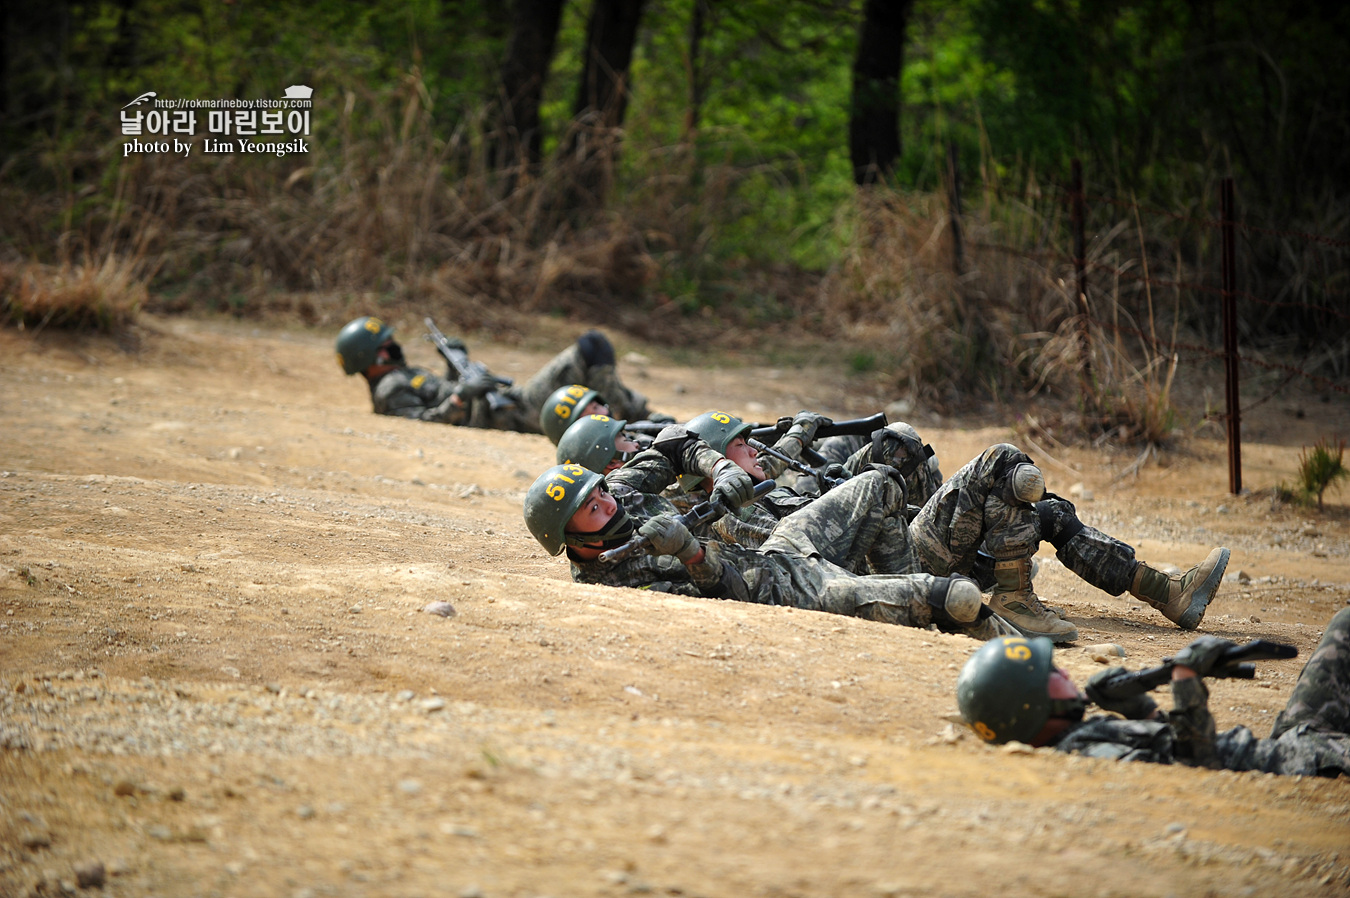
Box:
[1166,676,1220,768]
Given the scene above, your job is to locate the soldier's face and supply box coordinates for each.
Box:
[567,486,618,535]
[724,436,766,481]
[583,400,610,417]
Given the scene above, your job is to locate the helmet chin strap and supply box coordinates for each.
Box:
[564,506,634,550]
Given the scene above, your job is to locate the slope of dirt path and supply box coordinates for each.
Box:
[1,315,1348,898]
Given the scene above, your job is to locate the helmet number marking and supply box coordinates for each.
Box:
[1003,641,1032,662]
[973,722,997,742]
[711,412,732,424]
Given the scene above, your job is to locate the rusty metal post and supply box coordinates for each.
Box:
[1221,177,1242,494]
[947,141,965,275]
[1071,159,1092,406]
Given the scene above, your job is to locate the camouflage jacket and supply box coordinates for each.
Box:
[1054,676,1350,777]
[368,366,538,431]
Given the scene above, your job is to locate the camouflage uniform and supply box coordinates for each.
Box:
[568,432,972,632]
[1053,608,1350,776]
[369,330,655,432]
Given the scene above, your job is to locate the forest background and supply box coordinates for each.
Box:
[1,0,1347,437]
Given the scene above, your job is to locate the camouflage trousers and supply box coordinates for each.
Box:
[514,335,652,425]
[1271,606,1350,739]
[756,469,941,627]
[910,443,1142,596]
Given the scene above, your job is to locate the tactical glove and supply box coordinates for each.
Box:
[454,375,497,402]
[788,411,833,445]
[639,514,701,562]
[1085,667,1161,719]
[710,458,756,509]
[1170,635,1238,677]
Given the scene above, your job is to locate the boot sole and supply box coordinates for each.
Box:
[1175,547,1230,630]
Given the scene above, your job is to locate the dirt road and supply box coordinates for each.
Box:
[2,315,1348,897]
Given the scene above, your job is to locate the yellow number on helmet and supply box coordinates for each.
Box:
[712,412,731,424]
[410,375,425,389]
[973,721,997,742]
[364,318,383,333]
[562,464,585,476]
[568,385,588,398]
[592,415,611,423]
[1004,642,1032,662]
[546,483,565,501]
[555,404,572,419]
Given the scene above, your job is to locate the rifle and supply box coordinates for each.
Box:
[1086,639,1299,703]
[424,317,515,411]
[622,420,673,437]
[749,412,888,467]
[747,438,848,492]
[598,479,776,565]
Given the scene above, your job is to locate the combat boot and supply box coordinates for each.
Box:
[1129,547,1230,630]
[987,557,1079,643]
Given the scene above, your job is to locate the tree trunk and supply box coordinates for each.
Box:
[850,0,913,186]
[493,0,565,170]
[566,0,647,207]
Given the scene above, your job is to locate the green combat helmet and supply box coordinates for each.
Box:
[335,317,395,375]
[684,411,752,454]
[557,415,629,472]
[956,635,1056,744]
[523,464,606,556]
[541,384,604,445]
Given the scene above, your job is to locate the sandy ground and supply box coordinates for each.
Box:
[1,314,1348,898]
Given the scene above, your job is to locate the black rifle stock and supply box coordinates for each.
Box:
[747,438,848,491]
[748,412,888,443]
[1087,639,1298,703]
[598,479,776,565]
[423,317,515,411]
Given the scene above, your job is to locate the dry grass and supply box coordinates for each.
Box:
[0,256,147,333]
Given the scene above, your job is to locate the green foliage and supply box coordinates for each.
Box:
[1296,438,1350,510]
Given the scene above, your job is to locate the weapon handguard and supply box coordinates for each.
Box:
[747,438,847,491]
[1086,639,1299,703]
[598,479,777,565]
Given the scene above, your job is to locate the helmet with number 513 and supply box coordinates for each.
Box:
[523,464,606,556]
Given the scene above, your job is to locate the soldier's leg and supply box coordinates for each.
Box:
[760,468,918,575]
[1270,607,1350,739]
[813,569,999,637]
[912,443,1079,643]
[1037,496,1229,631]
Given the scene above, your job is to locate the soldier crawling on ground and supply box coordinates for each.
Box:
[956,608,1350,777]
[334,316,669,434]
[552,411,1231,644]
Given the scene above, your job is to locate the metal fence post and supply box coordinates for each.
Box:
[1071,159,1092,406]
[1221,177,1242,494]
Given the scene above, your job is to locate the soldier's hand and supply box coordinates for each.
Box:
[789,411,833,444]
[1171,635,1238,677]
[1086,667,1161,720]
[638,515,701,562]
[710,459,756,508]
[454,375,497,402]
[820,463,850,485]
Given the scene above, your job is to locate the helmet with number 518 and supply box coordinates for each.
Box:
[684,410,752,454]
[523,464,605,556]
[956,635,1055,744]
[540,384,604,445]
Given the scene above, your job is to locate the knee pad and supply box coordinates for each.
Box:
[1007,463,1045,504]
[1036,496,1085,550]
[576,330,615,368]
[929,575,982,624]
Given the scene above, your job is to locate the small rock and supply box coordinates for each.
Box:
[398,779,423,795]
[1084,643,1126,663]
[422,601,457,618]
[1000,741,1033,754]
[420,697,446,713]
[113,780,137,797]
[459,484,483,498]
[74,861,106,889]
[20,830,51,850]
[459,886,485,898]
[147,825,173,841]
[396,690,415,702]
[348,605,362,614]
[1251,615,1262,623]
[297,805,316,820]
